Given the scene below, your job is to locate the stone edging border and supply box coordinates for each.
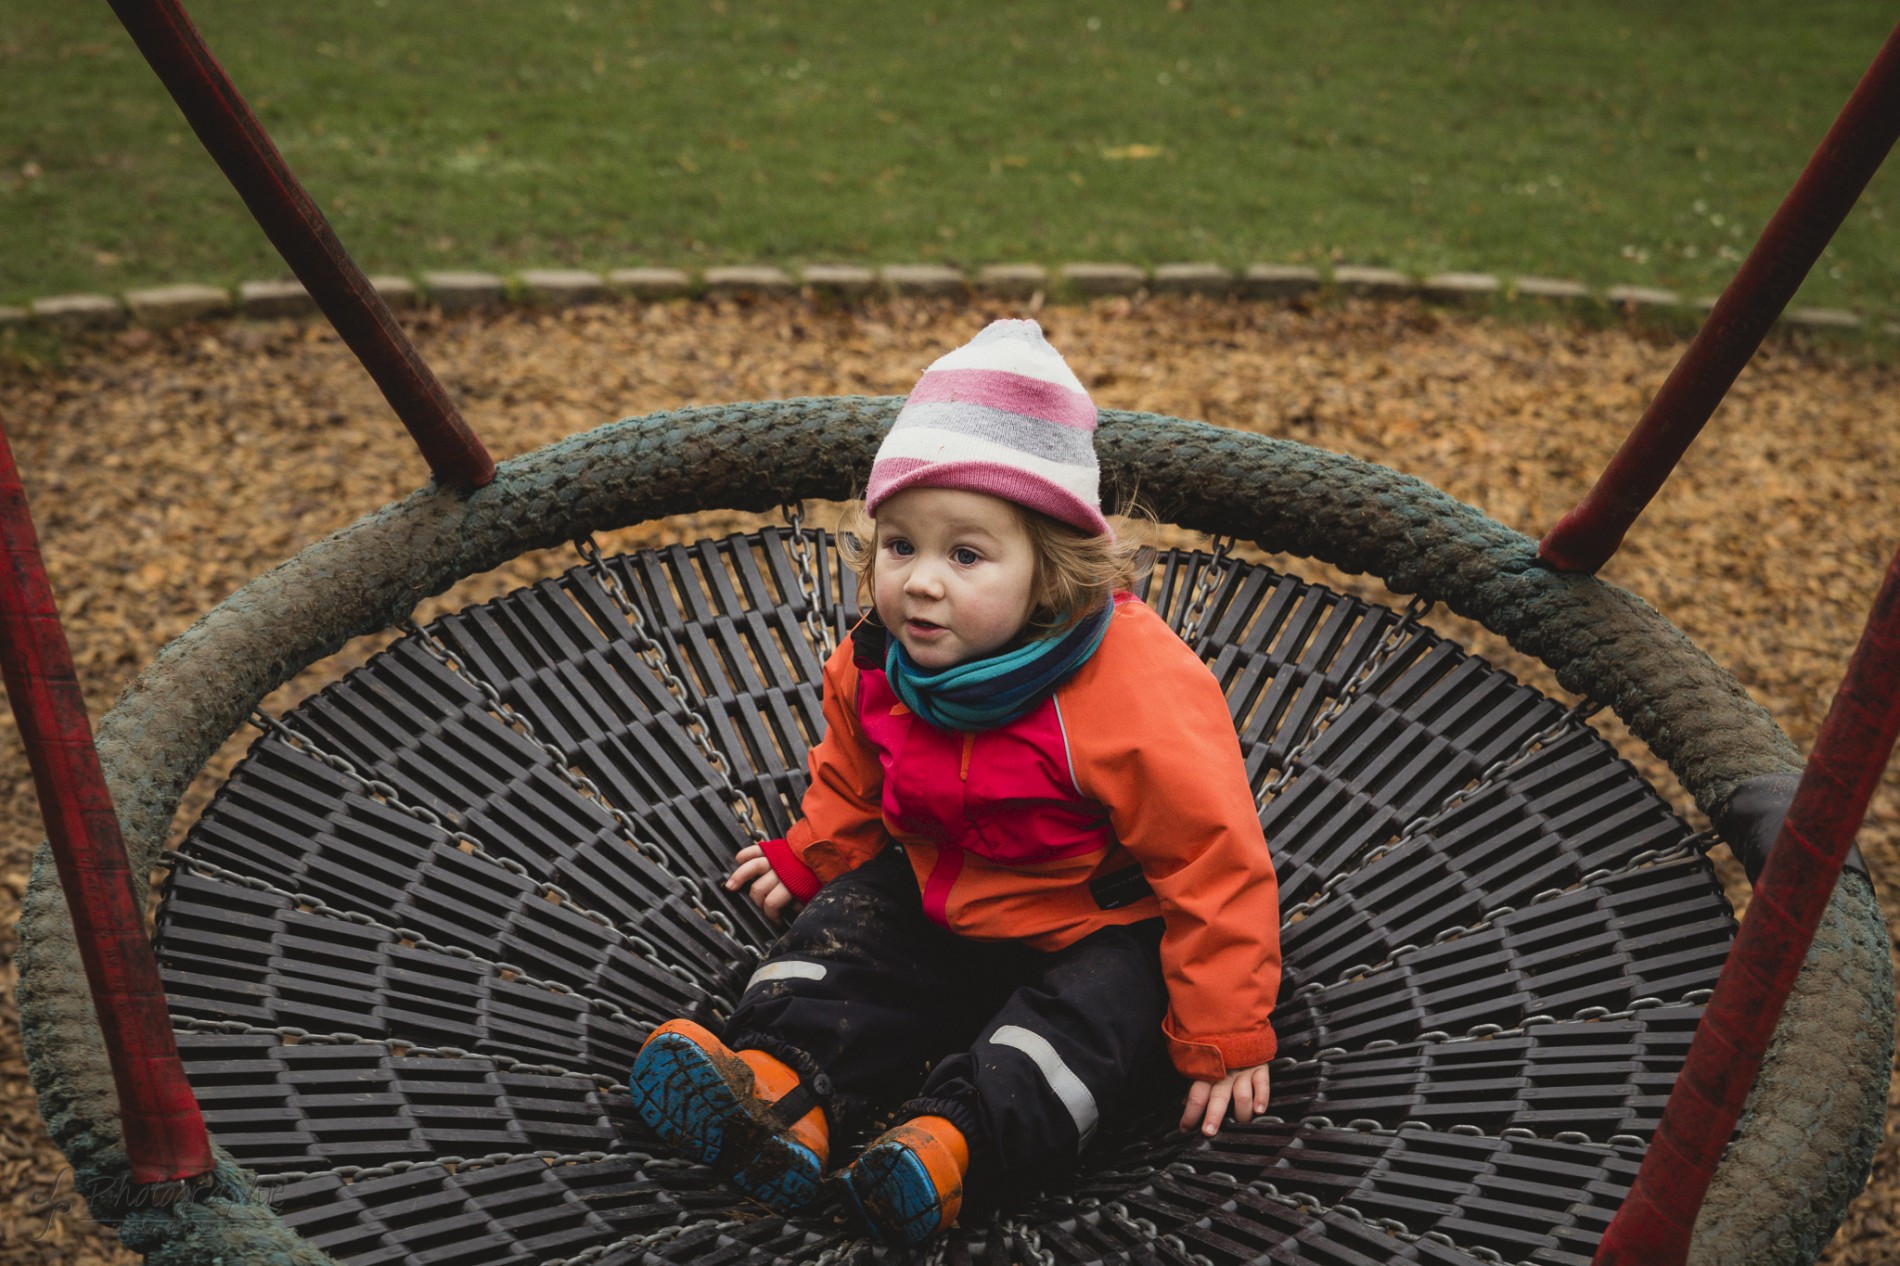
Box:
[1,260,1885,337]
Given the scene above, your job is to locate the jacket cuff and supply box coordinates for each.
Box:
[1164,1016,1278,1081]
[760,836,823,904]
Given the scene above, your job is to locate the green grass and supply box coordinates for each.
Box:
[3,1,1897,316]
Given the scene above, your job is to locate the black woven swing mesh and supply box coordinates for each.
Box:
[151,529,1735,1266]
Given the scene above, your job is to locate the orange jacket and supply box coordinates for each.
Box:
[764,598,1281,1079]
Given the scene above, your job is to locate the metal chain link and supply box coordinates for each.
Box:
[1223,1106,1649,1155]
[809,1236,877,1266]
[998,1216,1058,1266]
[781,502,838,657]
[1258,594,1434,807]
[1278,696,1605,925]
[1162,1160,1531,1266]
[1178,535,1236,647]
[398,617,757,954]
[248,1147,686,1189]
[171,1013,632,1096]
[575,535,768,848]
[247,708,708,986]
[1267,986,1714,1078]
[1293,833,1699,999]
[537,1215,742,1266]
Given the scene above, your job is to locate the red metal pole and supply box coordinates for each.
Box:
[1539,22,1900,574]
[0,418,214,1186]
[105,0,495,492]
[1592,542,1900,1265]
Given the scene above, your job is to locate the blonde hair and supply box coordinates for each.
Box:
[839,495,1154,635]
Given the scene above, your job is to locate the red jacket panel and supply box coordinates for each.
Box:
[774,598,1281,1079]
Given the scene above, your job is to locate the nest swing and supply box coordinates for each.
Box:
[20,402,1892,1265]
[12,7,1900,1266]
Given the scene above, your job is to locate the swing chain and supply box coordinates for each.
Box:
[999,1218,1058,1266]
[1258,593,1433,807]
[782,501,838,657]
[1179,534,1236,647]
[537,1215,743,1266]
[575,535,769,850]
[1273,692,1608,924]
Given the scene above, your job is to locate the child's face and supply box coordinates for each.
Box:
[872,487,1038,670]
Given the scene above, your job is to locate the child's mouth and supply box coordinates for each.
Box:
[906,619,944,636]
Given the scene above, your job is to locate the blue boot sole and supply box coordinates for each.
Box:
[838,1142,946,1247]
[627,1030,823,1211]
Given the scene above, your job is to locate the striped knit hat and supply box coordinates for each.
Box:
[866,319,1109,536]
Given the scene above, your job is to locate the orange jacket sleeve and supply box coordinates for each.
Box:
[778,640,890,887]
[1061,603,1282,1080]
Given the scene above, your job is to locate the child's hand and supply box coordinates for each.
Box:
[727,844,800,924]
[1179,1063,1272,1137]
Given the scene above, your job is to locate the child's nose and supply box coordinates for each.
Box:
[904,562,946,595]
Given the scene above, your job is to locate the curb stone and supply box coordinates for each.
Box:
[1332,265,1417,299]
[1606,284,1682,311]
[976,264,1049,298]
[607,268,693,300]
[519,269,607,307]
[1513,277,1596,304]
[1061,262,1147,296]
[238,279,318,319]
[799,265,877,297]
[10,262,1894,344]
[1785,307,1861,331]
[31,294,126,331]
[881,264,966,297]
[1423,272,1500,305]
[125,284,232,327]
[1243,264,1323,299]
[423,271,508,313]
[370,275,419,310]
[703,265,797,298]
[1152,263,1236,296]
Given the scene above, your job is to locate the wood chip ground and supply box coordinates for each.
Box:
[1,297,1896,1262]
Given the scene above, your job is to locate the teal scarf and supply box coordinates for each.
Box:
[881,602,1115,732]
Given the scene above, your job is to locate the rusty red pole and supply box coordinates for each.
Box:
[0,418,214,1186]
[1540,22,1900,574]
[106,0,495,492]
[1592,541,1900,1265]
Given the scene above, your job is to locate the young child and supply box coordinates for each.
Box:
[628,319,1281,1246]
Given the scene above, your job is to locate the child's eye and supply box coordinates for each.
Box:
[952,547,981,566]
[886,539,914,557]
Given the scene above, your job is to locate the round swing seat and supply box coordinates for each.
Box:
[154,530,1729,1266]
[19,400,1890,1266]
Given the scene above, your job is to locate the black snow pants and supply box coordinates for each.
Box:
[722,847,1177,1213]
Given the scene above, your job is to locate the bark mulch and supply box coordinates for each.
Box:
[1,296,1896,1262]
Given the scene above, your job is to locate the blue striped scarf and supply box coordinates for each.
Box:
[881,602,1115,732]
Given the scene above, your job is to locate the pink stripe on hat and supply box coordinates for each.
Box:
[867,319,1108,536]
[904,367,1098,430]
[866,457,1110,537]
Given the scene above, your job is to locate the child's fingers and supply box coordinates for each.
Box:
[746,870,782,908]
[1231,1074,1256,1123]
[726,855,772,890]
[762,884,800,924]
[1178,1081,1211,1133]
[1198,1080,1233,1136]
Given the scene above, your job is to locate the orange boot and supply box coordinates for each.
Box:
[628,1018,830,1210]
[836,1116,970,1246]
